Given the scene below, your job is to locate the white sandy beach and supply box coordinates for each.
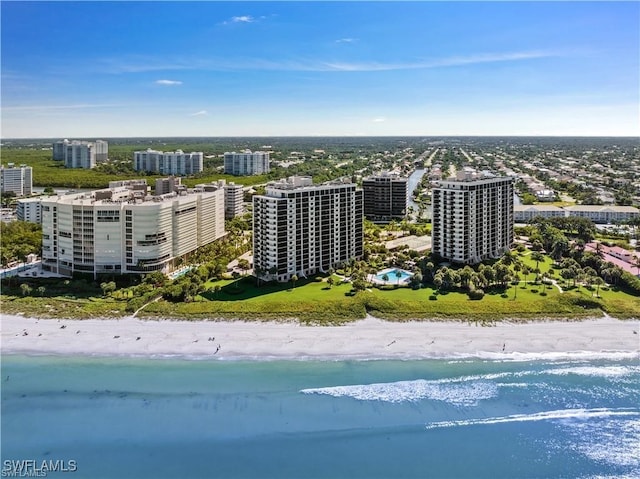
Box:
[2,314,639,360]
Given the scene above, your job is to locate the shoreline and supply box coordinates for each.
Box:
[2,314,638,361]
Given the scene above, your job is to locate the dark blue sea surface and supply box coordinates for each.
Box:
[1,355,638,478]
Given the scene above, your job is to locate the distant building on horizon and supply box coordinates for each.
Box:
[53,139,108,169]
[362,172,408,223]
[253,176,363,283]
[224,150,270,176]
[432,169,514,264]
[134,149,203,176]
[1,163,32,197]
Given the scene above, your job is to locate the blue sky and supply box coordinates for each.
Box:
[2,1,638,138]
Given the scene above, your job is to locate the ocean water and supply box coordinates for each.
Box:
[1,355,639,479]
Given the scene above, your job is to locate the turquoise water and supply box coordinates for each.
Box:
[2,355,639,478]
[375,268,413,283]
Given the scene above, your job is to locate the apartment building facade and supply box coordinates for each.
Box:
[41,182,225,277]
[253,176,363,282]
[53,139,108,169]
[513,205,565,223]
[224,150,270,176]
[16,197,43,223]
[563,205,639,224]
[1,163,32,196]
[362,173,408,223]
[432,171,514,264]
[134,149,203,175]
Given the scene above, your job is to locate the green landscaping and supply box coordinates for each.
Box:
[4,270,638,323]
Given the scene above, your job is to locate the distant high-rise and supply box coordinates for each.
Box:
[1,163,32,196]
[224,150,270,176]
[362,172,408,223]
[53,139,108,168]
[16,197,43,223]
[134,149,203,176]
[194,179,244,220]
[431,169,514,264]
[253,176,363,283]
[223,181,244,220]
[155,176,183,195]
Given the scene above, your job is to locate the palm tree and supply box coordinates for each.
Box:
[395,269,403,285]
[327,276,335,289]
[593,277,605,298]
[291,274,298,289]
[530,251,545,283]
[382,273,390,283]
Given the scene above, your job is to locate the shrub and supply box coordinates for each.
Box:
[468,289,485,300]
[429,294,437,301]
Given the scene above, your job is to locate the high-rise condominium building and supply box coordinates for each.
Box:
[134,149,203,175]
[431,169,514,264]
[155,176,183,195]
[16,197,43,223]
[1,163,32,196]
[194,179,244,220]
[223,182,244,220]
[362,172,408,223]
[41,181,225,277]
[53,139,108,169]
[224,150,270,176]
[253,176,363,283]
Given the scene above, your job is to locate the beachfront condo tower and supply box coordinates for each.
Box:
[224,150,270,176]
[362,172,408,224]
[40,181,225,277]
[431,169,514,264]
[253,176,363,283]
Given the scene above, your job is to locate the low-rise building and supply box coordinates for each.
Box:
[564,205,640,224]
[514,205,565,222]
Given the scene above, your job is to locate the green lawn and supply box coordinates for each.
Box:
[4,271,639,323]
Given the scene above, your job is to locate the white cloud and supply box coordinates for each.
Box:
[190,110,208,116]
[155,79,182,86]
[226,15,255,24]
[336,38,357,44]
[372,117,386,122]
[103,50,561,75]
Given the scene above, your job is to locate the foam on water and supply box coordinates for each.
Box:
[301,379,498,405]
[473,350,639,362]
[545,365,640,378]
[424,408,640,430]
[564,417,640,468]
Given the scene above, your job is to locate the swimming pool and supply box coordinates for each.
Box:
[373,268,414,284]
